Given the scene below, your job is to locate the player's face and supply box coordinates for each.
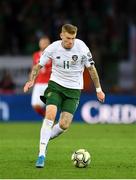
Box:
[39,38,50,51]
[60,32,76,49]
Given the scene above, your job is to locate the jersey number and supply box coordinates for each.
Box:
[63,61,70,69]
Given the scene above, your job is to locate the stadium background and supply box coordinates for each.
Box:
[1,0,136,179]
[0,0,136,123]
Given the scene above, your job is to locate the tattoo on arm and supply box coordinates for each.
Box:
[29,64,42,81]
[88,65,101,88]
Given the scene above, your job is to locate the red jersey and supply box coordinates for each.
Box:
[33,51,52,83]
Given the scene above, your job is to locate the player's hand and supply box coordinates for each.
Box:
[97,91,105,103]
[23,80,34,93]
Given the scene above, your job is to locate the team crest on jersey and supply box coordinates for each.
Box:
[71,55,78,64]
[72,55,78,61]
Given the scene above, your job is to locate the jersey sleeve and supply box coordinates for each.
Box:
[39,43,54,66]
[84,50,95,68]
[81,42,95,68]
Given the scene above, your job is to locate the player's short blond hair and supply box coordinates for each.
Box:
[61,24,78,34]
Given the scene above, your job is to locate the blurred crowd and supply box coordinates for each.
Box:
[0,0,136,94]
[1,0,134,55]
[0,70,16,94]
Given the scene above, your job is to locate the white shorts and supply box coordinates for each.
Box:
[31,83,48,107]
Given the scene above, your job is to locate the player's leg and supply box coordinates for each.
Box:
[50,97,78,139]
[36,104,57,168]
[31,84,48,117]
[50,112,73,139]
[36,89,62,168]
[39,104,57,156]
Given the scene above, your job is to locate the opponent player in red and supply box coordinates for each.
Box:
[31,36,52,117]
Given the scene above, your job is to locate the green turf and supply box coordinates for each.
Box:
[0,122,136,179]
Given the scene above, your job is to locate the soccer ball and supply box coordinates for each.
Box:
[71,149,91,168]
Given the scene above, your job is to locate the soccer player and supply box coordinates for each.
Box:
[24,24,105,168]
[31,36,51,117]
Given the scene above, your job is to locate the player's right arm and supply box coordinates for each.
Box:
[24,43,54,93]
[23,64,42,93]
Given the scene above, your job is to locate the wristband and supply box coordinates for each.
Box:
[96,87,102,93]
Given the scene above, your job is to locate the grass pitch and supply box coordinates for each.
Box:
[0,122,136,179]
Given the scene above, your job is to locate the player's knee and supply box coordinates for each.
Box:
[59,119,71,130]
[45,105,57,120]
[46,111,56,120]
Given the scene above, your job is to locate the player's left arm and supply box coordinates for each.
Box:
[87,65,105,102]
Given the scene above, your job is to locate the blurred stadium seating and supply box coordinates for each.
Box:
[0,0,136,122]
[0,0,136,93]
